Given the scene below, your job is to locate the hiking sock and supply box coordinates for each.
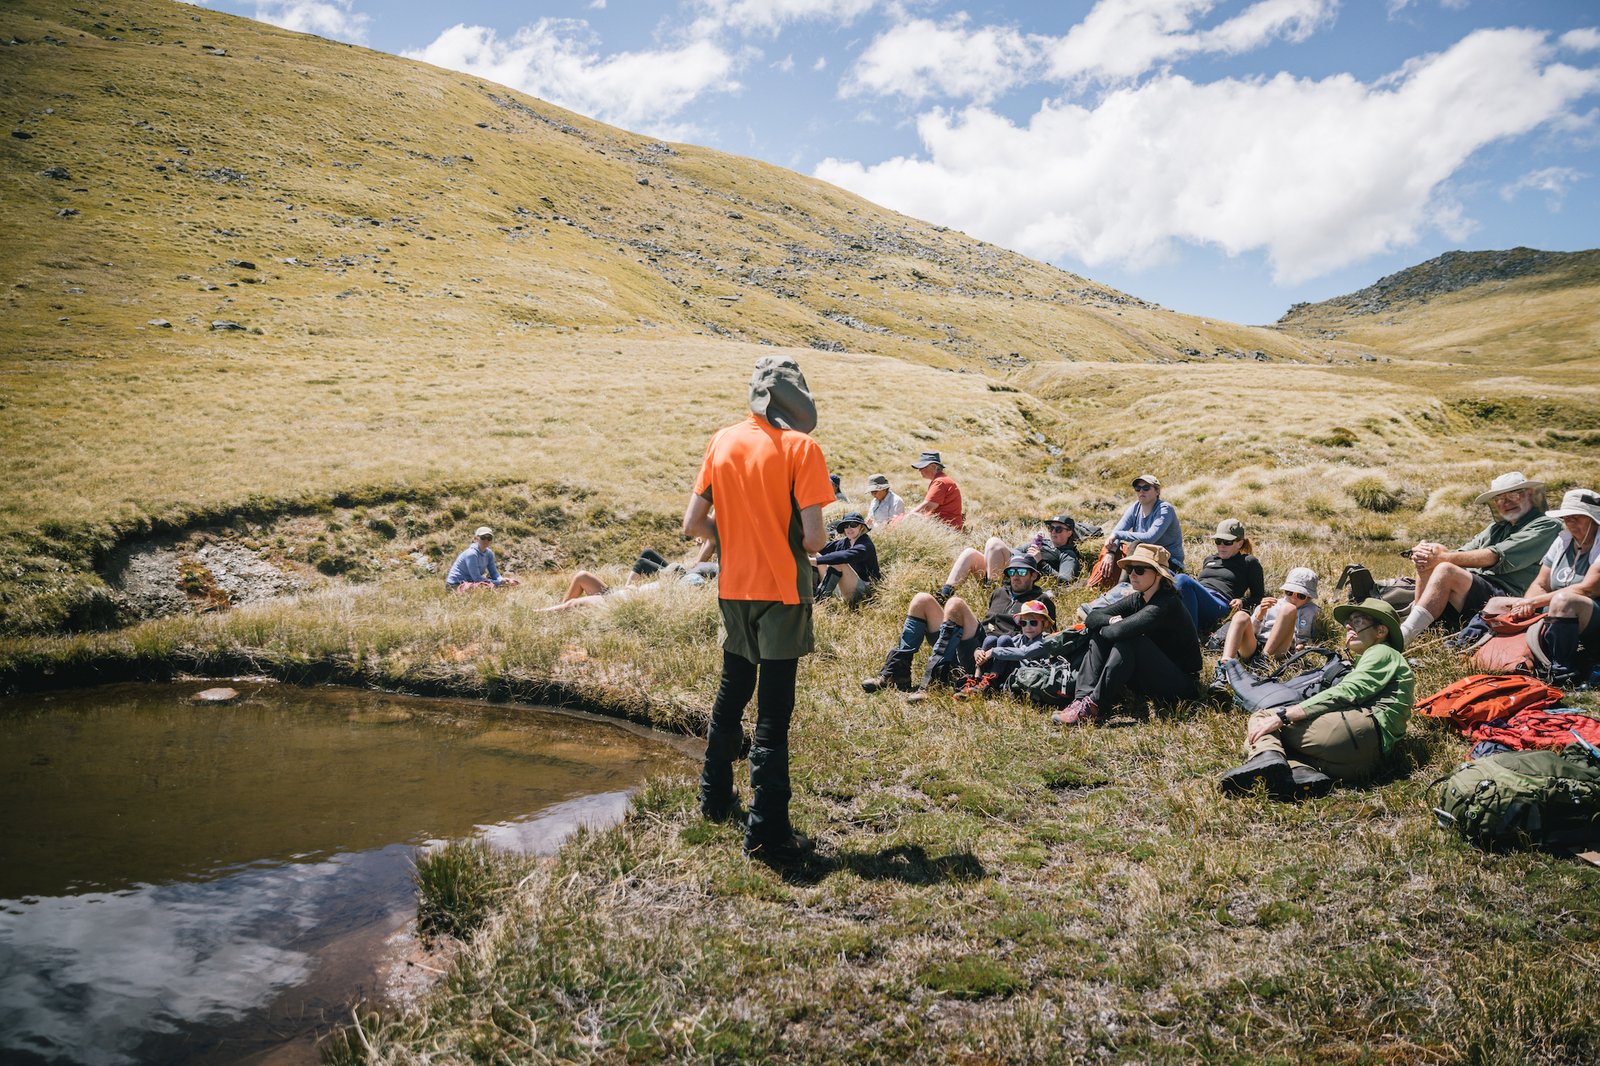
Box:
[1543,615,1581,675]
[936,582,956,604]
[920,622,963,690]
[1400,605,1435,646]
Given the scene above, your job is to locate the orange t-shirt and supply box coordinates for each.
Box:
[694,415,835,604]
[924,474,964,530]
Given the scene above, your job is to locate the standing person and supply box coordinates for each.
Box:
[1399,471,1560,644]
[685,356,835,862]
[863,474,904,530]
[445,527,521,591]
[905,451,964,530]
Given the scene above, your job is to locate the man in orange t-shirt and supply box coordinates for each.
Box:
[907,451,963,530]
[684,356,834,861]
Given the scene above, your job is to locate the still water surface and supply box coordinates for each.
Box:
[0,682,686,1066]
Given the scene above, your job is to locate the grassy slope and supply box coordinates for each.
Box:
[3,2,1600,1063]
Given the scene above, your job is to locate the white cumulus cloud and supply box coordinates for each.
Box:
[844,16,1043,103]
[1501,166,1584,206]
[1561,28,1600,53]
[406,21,741,135]
[816,28,1600,284]
[692,0,878,35]
[254,1,369,44]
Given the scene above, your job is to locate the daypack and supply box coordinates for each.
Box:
[1468,616,1547,674]
[1004,659,1079,707]
[1333,564,1415,617]
[1085,540,1122,591]
[1416,673,1564,730]
[1219,646,1352,714]
[1431,744,1600,851]
[1471,709,1600,754]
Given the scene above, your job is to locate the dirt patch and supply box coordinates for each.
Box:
[107,537,300,619]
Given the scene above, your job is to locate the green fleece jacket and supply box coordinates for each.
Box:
[1298,643,1415,753]
[1460,510,1562,596]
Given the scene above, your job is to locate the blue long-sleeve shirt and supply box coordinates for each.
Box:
[1110,499,1185,570]
[446,544,502,587]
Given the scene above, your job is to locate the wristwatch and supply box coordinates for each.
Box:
[1275,707,1292,727]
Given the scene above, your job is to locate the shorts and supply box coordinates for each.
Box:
[719,599,815,663]
[1442,571,1499,629]
[847,578,875,606]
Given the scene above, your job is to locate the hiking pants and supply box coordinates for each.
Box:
[1174,574,1231,633]
[699,651,798,846]
[1073,633,1195,707]
[1246,707,1383,781]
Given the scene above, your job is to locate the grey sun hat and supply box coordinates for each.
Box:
[1473,471,1543,505]
[1281,567,1319,598]
[912,450,943,470]
[748,356,817,433]
[864,473,891,492]
[1212,518,1246,542]
[1546,488,1600,524]
[474,526,494,538]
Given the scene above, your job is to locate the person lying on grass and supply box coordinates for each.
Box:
[935,513,1082,604]
[861,553,1054,698]
[1213,567,1320,678]
[1220,598,1415,801]
[540,538,718,612]
[1399,471,1561,646]
[1053,543,1201,727]
[445,527,521,591]
[1172,518,1265,637]
[810,512,880,605]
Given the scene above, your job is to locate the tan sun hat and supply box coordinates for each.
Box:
[474,526,494,538]
[1281,567,1319,598]
[1473,471,1543,505]
[1547,487,1600,524]
[864,473,891,492]
[1131,473,1161,489]
[1118,542,1173,581]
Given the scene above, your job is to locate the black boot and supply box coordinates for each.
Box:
[816,568,842,599]
[1220,750,1293,798]
[863,618,926,693]
[1290,764,1334,799]
[1543,616,1582,683]
[698,728,743,821]
[744,743,795,853]
[915,622,963,693]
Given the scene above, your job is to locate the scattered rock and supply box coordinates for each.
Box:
[56,208,78,217]
[147,318,171,328]
[211,319,246,331]
[410,552,436,573]
[192,687,240,703]
[636,176,650,186]
[11,130,32,139]
[39,165,69,179]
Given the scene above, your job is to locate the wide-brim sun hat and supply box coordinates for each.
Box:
[1547,487,1600,524]
[911,450,943,469]
[864,474,891,492]
[833,511,867,529]
[1281,567,1319,598]
[1117,542,1173,581]
[1333,598,1406,651]
[1473,471,1543,505]
[1013,599,1052,622]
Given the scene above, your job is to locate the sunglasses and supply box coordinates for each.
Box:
[1214,538,1235,546]
[1004,567,1035,578]
[836,523,862,531]
[1018,618,1044,627]
[1133,484,1154,492]
[1284,590,1310,601]
[1125,565,1153,576]
[1047,524,1071,533]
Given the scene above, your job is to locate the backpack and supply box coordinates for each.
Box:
[1431,744,1600,851]
[1219,646,1352,714]
[1468,616,1548,674]
[1333,563,1415,617]
[1416,673,1564,730]
[1004,659,1079,707]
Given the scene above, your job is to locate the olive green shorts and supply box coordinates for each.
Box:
[719,599,815,663]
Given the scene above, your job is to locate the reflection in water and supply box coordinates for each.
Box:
[0,683,683,1066]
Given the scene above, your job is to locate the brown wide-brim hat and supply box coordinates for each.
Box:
[1332,598,1406,651]
[1117,542,1173,582]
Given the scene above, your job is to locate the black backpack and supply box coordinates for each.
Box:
[1220,646,1352,714]
[1334,564,1415,617]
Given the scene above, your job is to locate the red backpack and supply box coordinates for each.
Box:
[1085,540,1122,590]
[1417,673,1564,731]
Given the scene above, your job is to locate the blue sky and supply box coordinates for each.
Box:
[189,1,1599,324]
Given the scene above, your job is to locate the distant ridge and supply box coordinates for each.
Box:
[1279,247,1600,322]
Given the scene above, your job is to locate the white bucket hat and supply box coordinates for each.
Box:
[1473,471,1544,505]
[1281,567,1319,598]
[1547,487,1600,524]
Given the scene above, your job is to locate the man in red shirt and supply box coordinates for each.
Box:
[907,451,963,530]
[684,356,834,861]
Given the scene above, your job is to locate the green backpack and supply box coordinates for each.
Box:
[1432,744,1600,851]
[1004,659,1078,707]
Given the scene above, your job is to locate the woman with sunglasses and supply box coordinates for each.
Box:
[1217,567,1320,665]
[1173,518,1266,635]
[1220,598,1414,799]
[1053,543,1201,726]
[1107,473,1185,572]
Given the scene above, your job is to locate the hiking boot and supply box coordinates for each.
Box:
[905,687,929,704]
[815,569,841,599]
[744,831,815,863]
[954,672,1000,701]
[1290,765,1334,799]
[1051,696,1099,726]
[935,583,956,605]
[1219,751,1293,798]
[862,646,914,694]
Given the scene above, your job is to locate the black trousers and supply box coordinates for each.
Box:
[1073,634,1194,706]
[699,652,798,845]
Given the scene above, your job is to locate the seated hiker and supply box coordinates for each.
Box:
[936,514,1083,603]
[863,473,905,529]
[445,527,521,591]
[861,553,1054,696]
[811,512,880,604]
[961,599,1057,697]
[1172,519,1265,635]
[1053,544,1201,727]
[1109,473,1185,571]
[1216,567,1320,668]
[830,473,849,503]
[1220,598,1415,800]
[541,538,718,612]
[904,451,964,530]
[1518,488,1600,685]
[1399,471,1561,645]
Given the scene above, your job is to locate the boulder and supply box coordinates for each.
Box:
[192,687,239,703]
